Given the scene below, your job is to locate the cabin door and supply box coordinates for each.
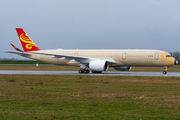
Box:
[154,53,159,60]
[41,55,45,59]
[122,53,126,60]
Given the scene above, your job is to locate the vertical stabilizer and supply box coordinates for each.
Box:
[16,28,40,51]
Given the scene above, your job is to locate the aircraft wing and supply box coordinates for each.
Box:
[28,51,116,64]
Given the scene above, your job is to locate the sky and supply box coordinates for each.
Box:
[1,0,180,59]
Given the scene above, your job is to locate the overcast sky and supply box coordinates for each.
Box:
[1,0,180,59]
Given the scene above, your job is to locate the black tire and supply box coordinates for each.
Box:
[97,71,102,73]
[92,71,96,73]
[163,71,167,75]
[92,71,102,73]
[86,70,90,73]
[78,70,82,73]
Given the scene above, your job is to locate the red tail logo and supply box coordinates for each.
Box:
[16,28,40,51]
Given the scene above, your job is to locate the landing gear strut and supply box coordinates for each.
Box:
[163,66,167,75]
[78,69,90,73]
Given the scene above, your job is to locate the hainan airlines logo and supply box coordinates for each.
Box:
[20,33,37,49]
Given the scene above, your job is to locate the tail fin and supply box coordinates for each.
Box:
[16,28,40,51]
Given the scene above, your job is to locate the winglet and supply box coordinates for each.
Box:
[11,43,23,52]
[16,28,40,51]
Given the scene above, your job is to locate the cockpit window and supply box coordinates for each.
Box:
[166,55,172,57]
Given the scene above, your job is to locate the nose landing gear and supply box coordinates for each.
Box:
[163,66,167,75]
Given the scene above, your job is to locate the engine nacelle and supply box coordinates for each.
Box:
[114,66,131,71]
[89,60,109,71]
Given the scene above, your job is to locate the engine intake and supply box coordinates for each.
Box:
[89,60,109,71]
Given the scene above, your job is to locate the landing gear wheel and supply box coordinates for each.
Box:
[163,71,167,75]
[78,69,90,74]
[86,70,90,73]
[78,70,82,73]
[92,71,96,73]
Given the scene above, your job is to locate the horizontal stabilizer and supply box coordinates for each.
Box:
[4,51,31,56]
[11,43,23,52]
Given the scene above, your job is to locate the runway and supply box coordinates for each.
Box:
[0,70,180,77]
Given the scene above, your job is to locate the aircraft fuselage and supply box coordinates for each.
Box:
[21,49,175,67]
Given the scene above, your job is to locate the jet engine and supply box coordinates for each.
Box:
[89,60,109,71]
[114,66,131,71]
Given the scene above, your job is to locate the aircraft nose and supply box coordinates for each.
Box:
[174,60,178,65]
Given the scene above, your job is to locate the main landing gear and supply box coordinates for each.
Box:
[78,64,103,74]
[78,69,90,73]
[78,69,102,74]
[163,66,168,75]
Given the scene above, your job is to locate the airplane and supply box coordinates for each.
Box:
[5,28,178,74]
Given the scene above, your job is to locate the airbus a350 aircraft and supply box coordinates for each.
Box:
[6,28,178,74]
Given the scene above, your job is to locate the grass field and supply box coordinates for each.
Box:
[0,75,180,119]
[0,64,179,119]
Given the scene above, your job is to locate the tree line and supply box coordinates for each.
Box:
[169,52,180,61]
